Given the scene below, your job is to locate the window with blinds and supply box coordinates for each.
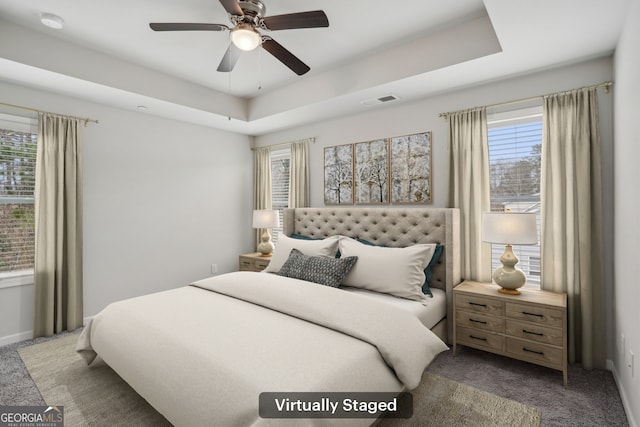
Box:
[487,105,542,288]
[270,148,290,243]
[0,113,37,278]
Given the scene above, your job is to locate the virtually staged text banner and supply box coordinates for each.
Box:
[259,392,412,419]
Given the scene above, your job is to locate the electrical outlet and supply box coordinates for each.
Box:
[211,264,218,274]
[629,350,635,378]
[622,333,626,354]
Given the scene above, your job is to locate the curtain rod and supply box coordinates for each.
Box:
[0,101,99,126]
[438,81,613,119]
[250,137,316,151]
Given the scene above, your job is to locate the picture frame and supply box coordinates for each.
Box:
[390,131,432,204]
[354,139,390,204]
[323,144,353,205]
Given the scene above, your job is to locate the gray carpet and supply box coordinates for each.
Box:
[0,330,629,426]
[427,345,629,427]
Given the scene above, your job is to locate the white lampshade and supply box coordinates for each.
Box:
[252,210,280,229]
[230,24,261,51]
[482,212,538,245]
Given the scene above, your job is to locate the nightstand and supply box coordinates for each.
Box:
[239,252,271,272]
[453,280,568,387]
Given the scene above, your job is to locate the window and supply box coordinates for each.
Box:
[0,113,37,283]
[487,105,542,288]
[270,148,290,243]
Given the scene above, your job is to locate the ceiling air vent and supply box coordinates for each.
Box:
[360,94,400,107]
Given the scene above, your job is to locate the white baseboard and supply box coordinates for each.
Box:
[0,330,33,347]
[1,318,92,347]
[611,361,638,427]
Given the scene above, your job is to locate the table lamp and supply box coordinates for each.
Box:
[482,211,538,295]
[253,209,280,256]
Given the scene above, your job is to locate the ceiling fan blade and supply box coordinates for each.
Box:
[218,0,244,16]
[149,23,229,31]
[262,37,310,76]
[261,10,329,31]
[217,43,242,72]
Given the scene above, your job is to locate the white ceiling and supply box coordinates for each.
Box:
[0,0,631,135]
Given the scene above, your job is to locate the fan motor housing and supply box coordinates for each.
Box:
[238,0,266,19]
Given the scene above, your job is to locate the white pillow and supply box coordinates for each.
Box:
[338,237,436,302]
[263,234,340,273]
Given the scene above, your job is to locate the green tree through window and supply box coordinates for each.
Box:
[0,127,37,273]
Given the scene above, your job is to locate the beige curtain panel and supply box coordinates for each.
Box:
[541,88,606,369]
[253,147,272,250]
[447,107,492,283]
[288,140,310,208]
[34,113,83,337]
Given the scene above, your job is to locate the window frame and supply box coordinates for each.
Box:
[487,105,543,289]
[270,147,291,243]
[0,112,37,287]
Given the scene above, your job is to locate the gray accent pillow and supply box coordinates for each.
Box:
[278,249,357,288]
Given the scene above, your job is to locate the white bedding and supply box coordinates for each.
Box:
[341,287,446,329]
[77,272,448,427]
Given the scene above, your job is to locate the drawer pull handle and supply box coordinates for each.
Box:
[523,347,544,356]
[522,311,544,318]
[470,335,487,342]
[470,319,488,325]
[469,302,487,308]
[523,329,544,337]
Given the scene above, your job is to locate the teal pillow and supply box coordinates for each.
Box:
[354,238,442,297]
[289,233,320,240]
[422,244,444,297]
[278,249,358,288]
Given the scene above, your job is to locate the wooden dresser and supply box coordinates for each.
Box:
[453,280,568,386]
[238,252,271,272]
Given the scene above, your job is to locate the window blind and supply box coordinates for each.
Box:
[270,147,290,243]
[0,122,37,274]
[487,106,542,287]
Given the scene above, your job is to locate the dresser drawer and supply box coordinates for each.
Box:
[253,258,271,270]
[456,294,504,316]
[505,337,563,367]
[506,302,564,328]
[506,319,564,346]
[239,259,254,270]
[239,253,272,272]
[456,311,505,333]
[456,326,504,352]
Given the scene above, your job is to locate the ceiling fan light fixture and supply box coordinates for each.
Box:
[230,24,261,51]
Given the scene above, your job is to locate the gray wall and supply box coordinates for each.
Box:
[613,0,640,425]
[0,81,253,343]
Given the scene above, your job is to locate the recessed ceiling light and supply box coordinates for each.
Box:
[40,13,64,30]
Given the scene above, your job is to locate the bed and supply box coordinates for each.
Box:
[77,207,461,426]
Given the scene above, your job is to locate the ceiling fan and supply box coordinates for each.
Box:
[149,0,329,76]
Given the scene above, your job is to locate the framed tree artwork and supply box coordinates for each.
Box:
[354,139,389,204]
[390,131,432,204]
[324,144,353,205]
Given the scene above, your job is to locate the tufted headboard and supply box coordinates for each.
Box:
[283,207,461,343]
